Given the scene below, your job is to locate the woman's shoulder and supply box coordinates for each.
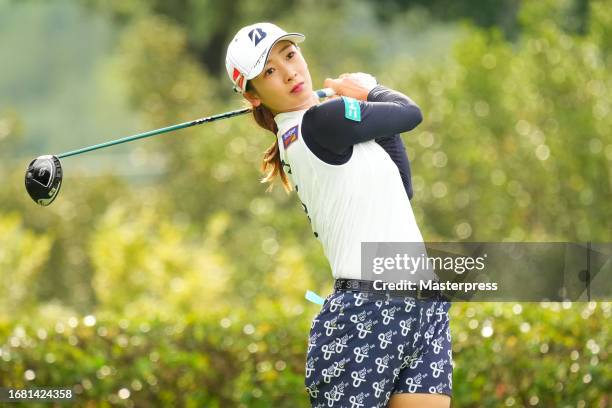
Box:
[303,97,348,131]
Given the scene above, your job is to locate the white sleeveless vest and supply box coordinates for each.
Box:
[274,108,430,280]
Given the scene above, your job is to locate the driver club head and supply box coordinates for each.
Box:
[25,155,63,206]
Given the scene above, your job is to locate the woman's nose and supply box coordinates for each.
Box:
[286,71,298,82]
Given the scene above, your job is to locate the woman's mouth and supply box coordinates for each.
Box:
[291,82,304,93]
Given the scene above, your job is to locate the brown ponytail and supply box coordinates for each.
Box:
[245,82,293,193]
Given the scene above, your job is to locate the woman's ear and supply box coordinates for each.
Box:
[243,90,261,108]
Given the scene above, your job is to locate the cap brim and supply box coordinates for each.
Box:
[246,33,305,80]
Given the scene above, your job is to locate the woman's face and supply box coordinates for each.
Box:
[244,40,317,114]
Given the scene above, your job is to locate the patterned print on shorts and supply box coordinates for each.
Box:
[305,291,452,407]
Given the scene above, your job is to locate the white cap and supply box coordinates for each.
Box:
[225,22,305,94]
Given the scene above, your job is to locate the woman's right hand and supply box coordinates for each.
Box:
[323,72,378,101]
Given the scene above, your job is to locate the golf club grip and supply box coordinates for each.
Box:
[193,88,336,125]
[56,88,337,159]
[315,87,336,98]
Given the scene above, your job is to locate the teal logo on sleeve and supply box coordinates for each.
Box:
[342,96,361,122]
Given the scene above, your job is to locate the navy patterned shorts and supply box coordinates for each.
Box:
[305,290,453,407]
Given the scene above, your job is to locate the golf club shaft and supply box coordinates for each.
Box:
[57,88,335,159]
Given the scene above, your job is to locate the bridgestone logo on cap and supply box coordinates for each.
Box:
[248,28,267,46]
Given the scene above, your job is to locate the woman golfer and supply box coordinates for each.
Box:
[225,22,453,408]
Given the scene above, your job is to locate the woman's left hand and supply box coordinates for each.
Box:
[324,72,378,101]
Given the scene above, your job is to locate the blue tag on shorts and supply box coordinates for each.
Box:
[305,290,325,305]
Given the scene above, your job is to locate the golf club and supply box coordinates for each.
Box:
[24,88,336,206]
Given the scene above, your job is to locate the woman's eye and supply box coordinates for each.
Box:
[287,51,295,59]
[265,68,274,76]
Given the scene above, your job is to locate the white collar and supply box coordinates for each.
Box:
[274,108,309,130]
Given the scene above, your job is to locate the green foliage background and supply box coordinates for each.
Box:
[0,0,610,406]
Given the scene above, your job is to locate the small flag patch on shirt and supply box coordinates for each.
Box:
[342,96,362,122]
[282,125,299,149]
